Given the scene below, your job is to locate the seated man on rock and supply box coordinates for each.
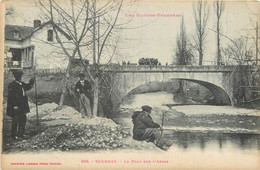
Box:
[132,105,172,151]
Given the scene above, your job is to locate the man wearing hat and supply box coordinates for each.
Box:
[7,69,35,140]
[75,73,92,118]
[132,105,172,151]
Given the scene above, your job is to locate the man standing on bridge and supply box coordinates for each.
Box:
[132,105,172,151]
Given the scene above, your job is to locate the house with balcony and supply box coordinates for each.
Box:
[4,20,72,70]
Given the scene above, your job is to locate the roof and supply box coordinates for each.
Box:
[5,21,72,41]
[5,25,34,41]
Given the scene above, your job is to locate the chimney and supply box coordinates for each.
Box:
[34,20,41,29]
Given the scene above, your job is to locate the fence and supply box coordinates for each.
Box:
[36,68,67,74]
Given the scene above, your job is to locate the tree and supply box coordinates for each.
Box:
[222,37,254,65]
[222,37,256,105]
[175,16,193,65]
[175,16,194,93]
[38,0,123,117]
[5,7,14,16]
[192,1,210,65]
[214,1,225,65]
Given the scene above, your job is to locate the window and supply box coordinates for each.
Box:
[13,30,19,38]
[31,51,34,65]
[11,49,22,61]
[47,29,53,41]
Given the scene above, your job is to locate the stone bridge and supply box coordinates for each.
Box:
[105,65,250,109]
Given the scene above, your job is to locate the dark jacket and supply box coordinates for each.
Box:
[7,80,34,117]
[132,111,160,140]
[75,80,92,97]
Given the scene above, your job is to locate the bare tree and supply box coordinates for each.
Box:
[89,0,122,117]
[222,37,254,65]
[214,1,225,65]
[5,7,14,16]
[222,37,257,105]
[192,1,210,65]
[38,0,123,117]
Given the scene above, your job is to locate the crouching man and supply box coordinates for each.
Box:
[7,69,35,140]
[132,105,172,151]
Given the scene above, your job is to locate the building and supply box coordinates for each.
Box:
[4,20,72,70]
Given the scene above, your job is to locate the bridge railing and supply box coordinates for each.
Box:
[102,64,239,72]
[4,64,251,74]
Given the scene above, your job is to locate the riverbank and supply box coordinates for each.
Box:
[2,102,161,153]
[3,94,259,153]
[2,102,260,169]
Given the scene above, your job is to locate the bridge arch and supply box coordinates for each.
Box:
[109,65,243,110]
[174,78,231,105]
[123,78,231,106]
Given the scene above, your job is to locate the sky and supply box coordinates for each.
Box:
[3,0,260,65]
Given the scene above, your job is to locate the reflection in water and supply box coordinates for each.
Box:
[240,136,246,149]
[121,92,176,108]
[199,137,206,150]
[217,136,225,149]
[165,132,259,151]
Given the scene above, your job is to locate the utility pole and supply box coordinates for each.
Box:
[256,22,258,65]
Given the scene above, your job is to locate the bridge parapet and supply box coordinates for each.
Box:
[102,65,238,72]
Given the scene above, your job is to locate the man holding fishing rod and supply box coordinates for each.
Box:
[7,69,35,140]
[132,105,172,151]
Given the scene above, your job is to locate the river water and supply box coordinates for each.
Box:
[120,91,260,167]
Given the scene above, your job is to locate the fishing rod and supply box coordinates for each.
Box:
[160,111,165,138]
[33,66,39,133]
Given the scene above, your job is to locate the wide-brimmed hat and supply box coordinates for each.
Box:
[141,105,152,112]
[11,69,24,77]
